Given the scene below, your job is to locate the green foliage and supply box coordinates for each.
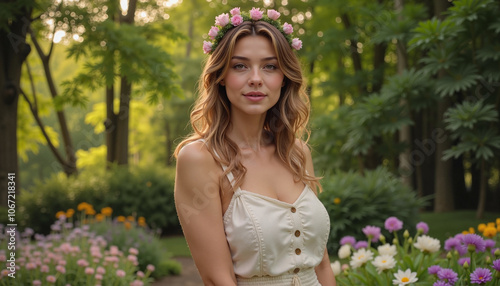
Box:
[155,259,183,277]
[19,165,180,235]
[443,100,500,161]
[319,167,428,254]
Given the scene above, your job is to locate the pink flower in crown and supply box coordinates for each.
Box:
[267,9,281,20]
[208,26,219,40]
[291,38,302,50]
[250,8,263,20]
[283,22,293,34]
[231,15,243,26]
[230,7,241,16]
[203,41,213,54]
[215,13,230,27]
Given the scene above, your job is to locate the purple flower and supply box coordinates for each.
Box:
[492,259,500,272]
[428,265,443,275]
[458,257,470,266]
[362,225,381,242]
[444,237,467,256]
[416,222,429,234]
[462,234,486,252]
[484,239,496,249]
[470,267,492,284]
[384,217,403,232]
[437,268,458,284]
[433,281,452,286]
[355,240,368,249]
[340,236,356,246]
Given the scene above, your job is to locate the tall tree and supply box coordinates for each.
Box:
[0,0,33,207]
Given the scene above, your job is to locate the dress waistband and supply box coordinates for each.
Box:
[236,267,321,286]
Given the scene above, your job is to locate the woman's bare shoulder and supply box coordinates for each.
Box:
[177,140,215,166]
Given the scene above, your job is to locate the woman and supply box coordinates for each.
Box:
[174,7,336,286]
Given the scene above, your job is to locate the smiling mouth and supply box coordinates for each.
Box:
[244,92,266,97]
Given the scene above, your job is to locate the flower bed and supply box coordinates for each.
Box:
[0,204,158,285]
[331,216,500,285]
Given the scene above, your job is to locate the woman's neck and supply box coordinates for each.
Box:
[227,112,270,152]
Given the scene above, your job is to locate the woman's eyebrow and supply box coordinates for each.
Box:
[231,56,278,61]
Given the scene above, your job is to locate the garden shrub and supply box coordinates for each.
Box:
[319,167,428,254]
[155,259,183,278]
[18,164,181,235]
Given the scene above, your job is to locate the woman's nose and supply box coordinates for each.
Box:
[248,69,263,87]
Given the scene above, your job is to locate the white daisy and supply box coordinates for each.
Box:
[413,235,440,253]
[372,255,396,273]
[349,248,374,269]
[377,243,397,257]
[392,269,418,285]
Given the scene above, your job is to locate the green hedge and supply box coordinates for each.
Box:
[319,167,429,254]
[19,165,181,235]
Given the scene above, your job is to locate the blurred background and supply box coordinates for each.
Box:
[1,0,500,277]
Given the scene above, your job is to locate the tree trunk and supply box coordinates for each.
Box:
[476,159,487,219]
[433,0,454,212]
[105,85,117,165]
[0,7,32,207]
[116,77,131,165]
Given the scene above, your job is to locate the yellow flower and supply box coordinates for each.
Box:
[487,222,495,228]
[496,218,500,226]
[85,207,96,215]
[77,202,91,211]
[138,217,146,227]
[127,216,135,222]
[468,227,475,234]
[333,198,341,205]
[66,209,75,218]
[55,211,66,219]
[478,223,486,232]
[117,216,126,222]
[483,226,497,238]
[146,181,152,187]
[96,214,105,222]
[101,207,113,217]
[462,230,469,235]
[124,221,132,230]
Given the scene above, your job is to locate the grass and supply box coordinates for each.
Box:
[161,235,192,257]
[420,210,500,243]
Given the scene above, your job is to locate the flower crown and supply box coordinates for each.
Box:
[203,7,303,54]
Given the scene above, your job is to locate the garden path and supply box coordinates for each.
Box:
[152,257,203,286]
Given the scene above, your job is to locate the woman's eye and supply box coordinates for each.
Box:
[264,64,277,70]
[233,64,246,70]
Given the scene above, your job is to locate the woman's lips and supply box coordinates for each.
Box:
[243,92,266,101]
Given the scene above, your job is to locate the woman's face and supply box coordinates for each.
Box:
[222,35,284,117]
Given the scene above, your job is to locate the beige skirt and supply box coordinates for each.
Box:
[237,267,321,286]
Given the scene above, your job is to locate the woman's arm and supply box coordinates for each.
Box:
[174,141,237,286]
[315,248,337,286]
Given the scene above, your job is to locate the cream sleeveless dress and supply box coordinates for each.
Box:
[220,159,331,285]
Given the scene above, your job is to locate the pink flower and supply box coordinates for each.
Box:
[283,22,293,34]
[267,9,280,20]
[136,270,145,278]
[109,246,120,256]
[0,254,6,261]
[130,280,144,286]
[46,275,57,283]
[230,7,240,16]
[291,38,302,50]
[116,269,126,277]
[26,262,37,270]
[95,274,103,280]
[215,13,230,27]
[147,264,155,272]
[128,247,139,255]
[384,216,403,232]
[85,267,95,275]
[416,222,429,234]
[231,15,243,26]
[32,280,42,286]
[250,8,263,20]
[203,41,213,54]
[58,260,67,266]
[208,26,219,40]
[56,265,66,274]
[128,254,138,265]
[40,265,49,273]
[77,259,89,267]
[96,266,106,274]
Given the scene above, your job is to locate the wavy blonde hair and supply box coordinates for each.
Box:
[174,20,321,193]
